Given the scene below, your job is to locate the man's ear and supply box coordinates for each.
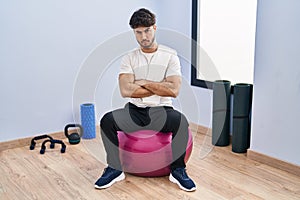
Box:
[153,24,157,30]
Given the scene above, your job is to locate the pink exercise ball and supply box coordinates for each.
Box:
[118,129,193,177]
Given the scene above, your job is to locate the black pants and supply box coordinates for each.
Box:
[100,102,189,171]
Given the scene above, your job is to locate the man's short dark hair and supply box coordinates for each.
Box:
[129,8,156,29]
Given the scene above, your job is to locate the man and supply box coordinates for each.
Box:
[94,8,196,192]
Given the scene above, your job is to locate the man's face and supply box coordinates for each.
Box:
[133,25,156,49]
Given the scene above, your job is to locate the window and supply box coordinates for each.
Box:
[191,0,257,89]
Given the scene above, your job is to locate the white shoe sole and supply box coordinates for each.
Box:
[94,172,125,189]
[169,174,196,192]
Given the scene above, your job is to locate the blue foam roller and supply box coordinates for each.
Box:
[80,103,96,139]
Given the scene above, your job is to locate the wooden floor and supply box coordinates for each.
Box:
[1,129,300,200]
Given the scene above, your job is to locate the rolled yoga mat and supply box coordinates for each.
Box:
[232,83,253,153]
[212,80,231,146]
[80,103,96,139]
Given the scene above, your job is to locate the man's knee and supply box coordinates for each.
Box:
[169,110,188,126]
[180,113,189,127]
[100,112,114,129]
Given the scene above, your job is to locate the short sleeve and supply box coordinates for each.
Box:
[165,53,182,77]
[119,54,134,74]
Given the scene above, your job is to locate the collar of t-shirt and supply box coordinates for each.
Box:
[140,50,156,64]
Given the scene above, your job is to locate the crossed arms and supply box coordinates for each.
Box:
[119,73,182,98]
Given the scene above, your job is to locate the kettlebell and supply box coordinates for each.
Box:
[64,124,83,145]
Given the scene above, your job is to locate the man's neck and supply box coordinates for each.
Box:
[141,43,158,53]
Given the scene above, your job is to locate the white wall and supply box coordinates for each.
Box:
[0,0,157,141]
[250,0,300,165]
[0,0,210,143]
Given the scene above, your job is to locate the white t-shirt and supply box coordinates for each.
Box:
[120,44,181,107]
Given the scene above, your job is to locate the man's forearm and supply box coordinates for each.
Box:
[134,76,181,98]
[119,74,155,98]
[121,83,154,98]
[142,82,176,97]
[130,85,154,98]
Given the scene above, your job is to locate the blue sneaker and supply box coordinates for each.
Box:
[94,166,125,189]
[169,168,196,192]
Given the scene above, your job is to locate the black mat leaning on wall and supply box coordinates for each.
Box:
[212,80,231,146]
[232,83,253,153]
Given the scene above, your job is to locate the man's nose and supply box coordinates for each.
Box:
[141,32,147,40]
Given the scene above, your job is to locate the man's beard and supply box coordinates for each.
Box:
[138,37,156,49]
